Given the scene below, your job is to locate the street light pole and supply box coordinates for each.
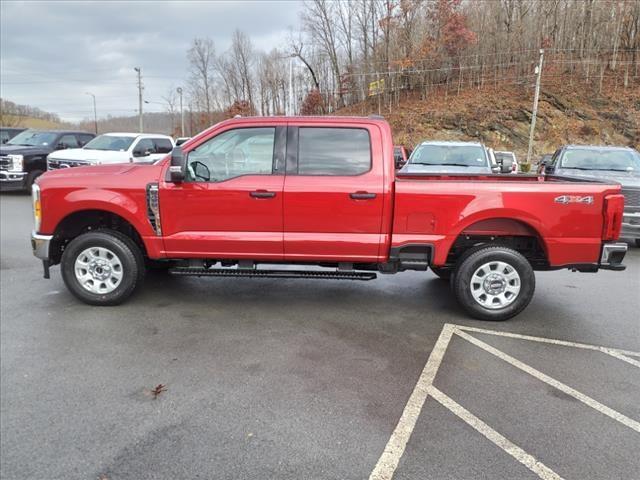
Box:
[177,87,184,136]
[288,56,293,116]
[526,49,544,166]
[134,67,143,133]
[85,92,97,134]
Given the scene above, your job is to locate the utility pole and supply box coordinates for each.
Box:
[176,87,184,136]
[526,49,544,166]
[134,67,143,133]
[288,56,294,116]
[85,92,97,134]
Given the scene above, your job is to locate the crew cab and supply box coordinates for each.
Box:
[47,133,174,170]
[31,116,627,321]
[0,129,95,191]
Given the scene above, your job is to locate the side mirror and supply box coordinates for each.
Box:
[57,143,67,150]
[169,146,185,182]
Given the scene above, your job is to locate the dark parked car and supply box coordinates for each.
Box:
[0,127,26,144]
[542,145,640,246]
[0,129,95,191]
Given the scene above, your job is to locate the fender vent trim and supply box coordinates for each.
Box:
[146,183,162,235]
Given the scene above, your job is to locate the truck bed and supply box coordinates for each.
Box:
[391,173,622,267]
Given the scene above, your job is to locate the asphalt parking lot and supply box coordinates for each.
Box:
[1,192,639,480]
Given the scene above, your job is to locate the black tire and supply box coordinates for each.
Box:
[635,239,640,248]
[430,266,452,280]
[452,246,535,321]
[61,229,145,306]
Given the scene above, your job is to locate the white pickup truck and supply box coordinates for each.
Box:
[47,132,174,170]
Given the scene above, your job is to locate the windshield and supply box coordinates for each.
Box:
[84,135,135,151]
[559,149,640,171]
[6,130,57,147]
[409,144,488,167]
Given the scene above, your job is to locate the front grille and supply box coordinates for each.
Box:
[0,155,10,171]
[621,188,640,208]
[47,158,90,170]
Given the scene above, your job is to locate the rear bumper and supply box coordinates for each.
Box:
[599,242,627,271]
[621,212,640,240]
[0,171,27,191]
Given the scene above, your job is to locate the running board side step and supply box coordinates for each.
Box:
[169,267,377,281]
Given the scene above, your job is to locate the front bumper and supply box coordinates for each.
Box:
[0,171,27,191]
[621,211,640,240]
[31,231,53,279]
[31,231,52,260]
[599,242,627,271]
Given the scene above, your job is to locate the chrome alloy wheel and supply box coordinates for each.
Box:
[469,260,521,310]
[74,247,123,294]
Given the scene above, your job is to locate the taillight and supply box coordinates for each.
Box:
[603,194,624,241]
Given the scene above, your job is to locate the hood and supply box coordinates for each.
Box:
[37,161,166,194]
[0,144,51,156]
[401,164,492,174]
[47,148,131,163]
[555,168,640,188]
[41,163,137,180]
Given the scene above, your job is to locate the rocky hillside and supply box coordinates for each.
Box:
[339,78,639,162]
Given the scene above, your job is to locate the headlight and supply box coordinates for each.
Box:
[8,154,23,172]
[32,183,41,232]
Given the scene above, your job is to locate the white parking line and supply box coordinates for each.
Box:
[456,325,640,358]
[456,329,640,433]
[369,323,455,480]
[429,386,564,480]
[369,323,640,480]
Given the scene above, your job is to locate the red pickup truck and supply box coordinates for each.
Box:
[31,116,627,320]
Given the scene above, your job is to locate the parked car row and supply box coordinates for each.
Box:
[0,127,180,191]
[395,138,639,246]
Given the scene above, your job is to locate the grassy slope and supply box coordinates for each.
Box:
[2,115,66,130]
[338,78,639,161]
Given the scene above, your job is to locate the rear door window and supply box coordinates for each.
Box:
[297,127,371,176]
[77,134,95,147]
[134,138,156,154]
[59,134,80,149]
[152,138,173,154]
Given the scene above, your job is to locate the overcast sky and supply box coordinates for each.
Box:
[0,0,302,122]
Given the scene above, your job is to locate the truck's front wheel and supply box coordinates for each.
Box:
[61,230,144,305]
[452,246,535,321]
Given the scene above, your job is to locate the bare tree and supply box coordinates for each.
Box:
[187,37,216,124]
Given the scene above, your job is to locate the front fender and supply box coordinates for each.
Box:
[41,188,154,238]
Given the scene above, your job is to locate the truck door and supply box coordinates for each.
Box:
[283,124,385,262]
[160,126,286,260]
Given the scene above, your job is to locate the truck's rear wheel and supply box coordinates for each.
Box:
[61,230,144,305]
[452,246,535,321]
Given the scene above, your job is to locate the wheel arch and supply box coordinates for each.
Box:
[442,214,550,269]
[50,208,149,265]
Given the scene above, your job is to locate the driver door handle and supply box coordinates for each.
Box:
[349,191,377,200]
[250,190,276,199]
